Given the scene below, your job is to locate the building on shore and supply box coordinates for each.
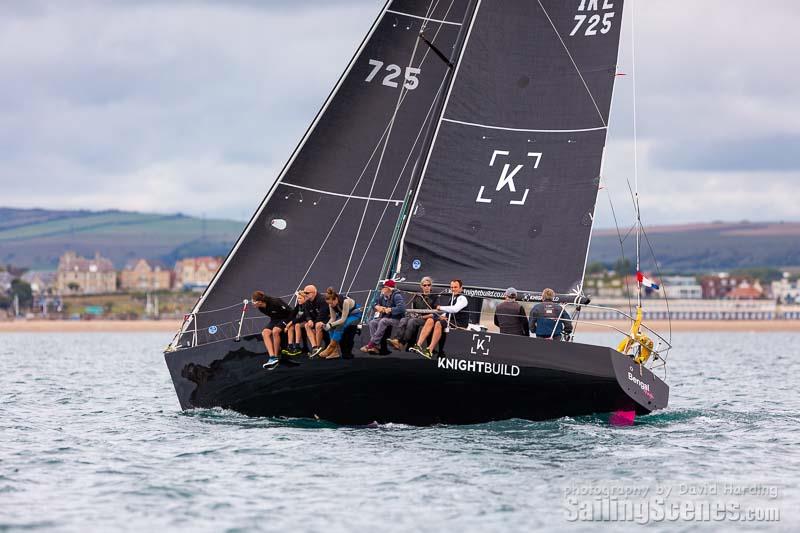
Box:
[174,256,222,291]
[120,259,172,292]
[56,251,117,295]
[21,271,56,295]
[0,271,12,294]
[662,276,703,299]
[771,274,800,304]
[700,273,753,299]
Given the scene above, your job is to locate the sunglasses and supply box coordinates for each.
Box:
[421,283,432,287]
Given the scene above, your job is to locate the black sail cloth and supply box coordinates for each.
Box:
[179,1,474,345]
[399,0,624,294]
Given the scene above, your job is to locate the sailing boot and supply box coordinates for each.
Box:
[320,340,339,359]
[323,340,341,359]
[318,342,336,358]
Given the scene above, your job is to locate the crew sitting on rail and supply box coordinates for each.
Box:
[361,279,406,355]
[318,287,363,359]
[410,279,469,359]
[303,284,330,358]
[389,276,438,351]
[494,287,530,336]
[282,290,308,357]
[252,290,292,370]
[529,288,573,340]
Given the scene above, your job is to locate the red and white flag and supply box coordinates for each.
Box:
[636,271,660,290]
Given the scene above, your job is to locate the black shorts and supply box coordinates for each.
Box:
[266,319,288,330]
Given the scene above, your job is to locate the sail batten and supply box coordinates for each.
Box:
[399,0,624,294]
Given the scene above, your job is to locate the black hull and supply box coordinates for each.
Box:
[164,330,668,426]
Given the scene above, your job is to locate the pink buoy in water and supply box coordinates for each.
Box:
[609,410,636,427]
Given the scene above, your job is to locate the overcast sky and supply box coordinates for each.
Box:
[1,0,797,228]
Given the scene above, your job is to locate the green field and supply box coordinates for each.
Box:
[0,208,243,269]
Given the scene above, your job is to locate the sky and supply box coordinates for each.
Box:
[0,0,797,228]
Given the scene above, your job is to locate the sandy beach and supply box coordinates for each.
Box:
[1,319,798,333]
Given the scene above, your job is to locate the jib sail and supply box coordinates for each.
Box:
[399,0,624,294]
[178,0,474,345]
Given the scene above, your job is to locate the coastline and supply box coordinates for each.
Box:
[1,319,798,333]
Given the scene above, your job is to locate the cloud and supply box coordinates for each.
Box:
[0,0,797,228]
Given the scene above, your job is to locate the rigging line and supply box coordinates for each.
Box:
[535,0,607,127]
[296,0,453,295]
[292,21,446,294]
[641,223,673,346]
[395,0,483,271]
[180,0,394,330]
[605,186,634,319]
[339,27,428,289]
[344,0,457,295]
[344,71,452,295]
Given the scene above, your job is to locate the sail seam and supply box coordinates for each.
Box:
[441,118,606,133]
[536,0,607,127]
[386,10,462,26]
[280,183,403,204]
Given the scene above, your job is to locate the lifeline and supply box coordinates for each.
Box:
[437,357,520,377]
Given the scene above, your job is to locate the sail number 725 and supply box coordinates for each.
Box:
[570,0,615,37]
[365,59,421,90]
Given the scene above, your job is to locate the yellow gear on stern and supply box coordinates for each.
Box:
[616,306,654,364]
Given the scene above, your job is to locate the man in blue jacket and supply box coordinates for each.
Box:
[361,279,406,354]
[529,288,573,339]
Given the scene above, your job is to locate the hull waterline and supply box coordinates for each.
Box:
[165,329,668,426]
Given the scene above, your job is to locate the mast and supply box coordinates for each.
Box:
[631,0,642,308]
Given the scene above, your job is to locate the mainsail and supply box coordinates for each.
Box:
[181,0,475,342]
[398,0,624,294]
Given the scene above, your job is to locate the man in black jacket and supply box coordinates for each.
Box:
[252,290,292,369]
[302,284,330,357]
[494,287,529,336]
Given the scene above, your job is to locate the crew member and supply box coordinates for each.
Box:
[303,284,330,357]
[494,287,529,336]
[389,276,438,351]
[529,288,573,339]
[252,290,292,370]
[361,279,406,354]
[411,279,469,359]
[319,287,362,359]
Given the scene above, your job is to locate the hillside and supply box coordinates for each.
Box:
[2,208,799,272]
[589,221,800,272]
[0,208,243,269]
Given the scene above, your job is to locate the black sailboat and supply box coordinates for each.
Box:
[165,0,671,425]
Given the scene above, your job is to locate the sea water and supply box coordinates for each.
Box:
[1,332,798,532]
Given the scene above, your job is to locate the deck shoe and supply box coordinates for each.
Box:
[388,338,403,351]
[309,346,324,358]
[262,357,280,370]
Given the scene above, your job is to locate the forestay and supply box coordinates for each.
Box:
[179,0,474,343]
[399,0,624,294]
